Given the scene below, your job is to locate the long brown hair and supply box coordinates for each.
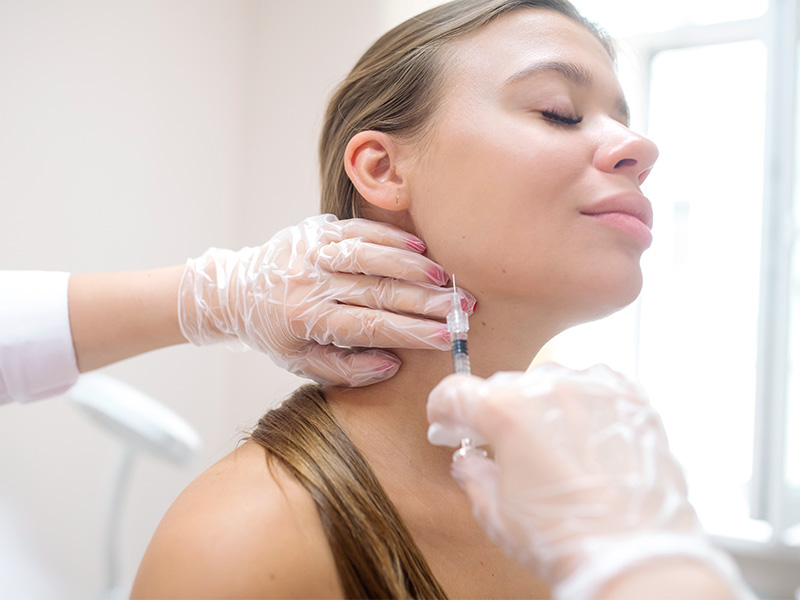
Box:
[250,384,447,598]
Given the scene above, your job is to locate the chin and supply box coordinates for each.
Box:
[557,264,644,326]
[590,270,643,319]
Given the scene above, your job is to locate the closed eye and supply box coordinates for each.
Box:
[542,110,583,126]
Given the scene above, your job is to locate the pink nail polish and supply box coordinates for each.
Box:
[377,361,399,372]
[406,237,427,253]
[428,266,448,286]
[461,296,477,314]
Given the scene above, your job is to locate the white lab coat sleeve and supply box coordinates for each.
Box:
[0,272,80,404]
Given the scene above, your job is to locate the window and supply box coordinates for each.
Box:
[543,0,800,594]
[575,0,768,34]
[640,38,767,531]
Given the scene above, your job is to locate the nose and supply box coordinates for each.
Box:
[594,122,659,186]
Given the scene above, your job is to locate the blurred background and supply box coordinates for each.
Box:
[0,0,798,598]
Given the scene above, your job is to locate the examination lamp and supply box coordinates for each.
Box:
[69,374,202,599]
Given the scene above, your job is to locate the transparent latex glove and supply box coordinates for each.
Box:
[179,215,475,386]
[427,364,753,600]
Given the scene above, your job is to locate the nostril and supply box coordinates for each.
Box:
[614,158,637,169]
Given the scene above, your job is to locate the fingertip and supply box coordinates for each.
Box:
[355,353,401,386]
[317,347,401,387]
[348,369,400,387]
[406,237,427,253]
[457,289,477,314]
[375,359,401,378]
[427,265,449,286]
[412,325,452,351]
[461,296,477,314]
[427,423,449,446]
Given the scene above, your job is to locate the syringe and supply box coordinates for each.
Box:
[447,276,481,461]
[447,275,471,376]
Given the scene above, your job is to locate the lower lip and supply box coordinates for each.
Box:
[583,212,653,249]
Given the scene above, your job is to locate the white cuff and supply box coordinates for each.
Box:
[553,532,756,600]
[0,271,80,404]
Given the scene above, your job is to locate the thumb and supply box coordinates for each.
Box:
[290,345,400,387]
[427,373,489,446]
[452,454,507,546]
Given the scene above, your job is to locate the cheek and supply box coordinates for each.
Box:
[406,113,646,317]
[408,127,579,277]
[409,191,565,303]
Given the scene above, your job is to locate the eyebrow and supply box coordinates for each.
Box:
[504,60,630,124]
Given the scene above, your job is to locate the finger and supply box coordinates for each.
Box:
[322,217,429,254]
[309,306,451,351]
[315,240,448,286]
[579,364,650,405]
[329,274,475,319]
[427,374,489,446]
[289,345,401,387]
[451,454,508,547]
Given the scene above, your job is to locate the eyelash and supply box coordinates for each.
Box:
[541,110,583,126]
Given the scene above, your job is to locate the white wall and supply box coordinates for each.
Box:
[0,1,383,597]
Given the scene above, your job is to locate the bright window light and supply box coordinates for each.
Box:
[640,40,766,530]
[787,48,800,490]
[572,0,767,36]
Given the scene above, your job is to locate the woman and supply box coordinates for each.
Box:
[131,1,667,597]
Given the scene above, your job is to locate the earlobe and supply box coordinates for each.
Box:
[344,131,410,212]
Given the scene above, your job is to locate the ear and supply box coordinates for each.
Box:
[344,131,410,212]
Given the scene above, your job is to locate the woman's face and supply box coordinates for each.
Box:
[403,8,659,324]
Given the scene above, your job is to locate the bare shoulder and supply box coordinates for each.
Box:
[131,441,342,599]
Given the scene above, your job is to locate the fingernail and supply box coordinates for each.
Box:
[439,326,451,344]
[461,296,477,314]
[428,266,448,286]
[377,361,400,373]
[459,291,477,314]
[406,237,427,253]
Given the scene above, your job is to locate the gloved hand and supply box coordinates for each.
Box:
[179,214,474,387]
[427,364,752,600]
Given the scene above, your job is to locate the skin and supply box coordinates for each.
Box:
[133,9,731,599]
[68,267,186,372]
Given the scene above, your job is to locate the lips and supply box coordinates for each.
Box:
[580,192,654,229]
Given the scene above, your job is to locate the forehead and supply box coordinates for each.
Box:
[443,8,622,100]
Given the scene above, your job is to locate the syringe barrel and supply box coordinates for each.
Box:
[448,280,471,375]
[451,341,471,375]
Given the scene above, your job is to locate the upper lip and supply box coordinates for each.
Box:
[580,192,654,229]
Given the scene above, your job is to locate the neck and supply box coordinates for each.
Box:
[324,298,562,478]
